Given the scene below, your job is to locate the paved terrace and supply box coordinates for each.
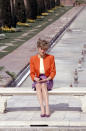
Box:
[0,6,84,87]
[0,6,86,130]
[61,0,74,6]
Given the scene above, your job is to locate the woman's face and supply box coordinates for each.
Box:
[38,47,47,57]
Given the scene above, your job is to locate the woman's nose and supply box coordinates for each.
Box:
[41,49,45,52]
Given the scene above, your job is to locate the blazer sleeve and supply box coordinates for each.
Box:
[49,56,56,79]
[30,56,35,81]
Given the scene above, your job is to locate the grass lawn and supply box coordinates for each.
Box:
[0,6,72,59]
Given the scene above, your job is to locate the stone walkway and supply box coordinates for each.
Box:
[0,6,86,130]
[61,0,74,6]
[0,6,84,87]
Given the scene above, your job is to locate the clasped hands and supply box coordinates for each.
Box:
[34,77,51,83]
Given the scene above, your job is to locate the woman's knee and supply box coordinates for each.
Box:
[42,83,47,88]
[36,83,42,90]
[41,83,48,92]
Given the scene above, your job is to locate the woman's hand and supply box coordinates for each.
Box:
[39,77,51,83]
[34,76,51,83]
[34,77,40,82]
[39,79,47,83]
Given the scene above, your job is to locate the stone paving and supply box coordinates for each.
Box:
[0,6,86,129]
[0,6,83,87]
[61,0,74,6]
[0,94,85,128]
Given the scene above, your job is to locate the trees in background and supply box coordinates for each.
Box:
[15,0,26,23]
[24,0,31,19]
[36,0,45,16]
[44,0,51,10]
[50,0,55,8]
[55,0,60,6]
[1,0,12,27]
[28,0,37,19]
[0,0,60,28]
[10,0,16,27]
[0,0,3,27]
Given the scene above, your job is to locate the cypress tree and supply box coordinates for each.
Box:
[0,0,3,27]
[28,0,37,19]
[50,0,55,8]
[24,0,30,19]
[10,0,17,28]
[44,0,51,10]
[2,0,12,27]
[55,0,60,6]
[15,0,26,23]
[36,0,45,15]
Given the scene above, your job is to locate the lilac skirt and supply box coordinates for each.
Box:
[32,74,53,91]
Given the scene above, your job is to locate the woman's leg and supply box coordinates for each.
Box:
[35,83,45,115]
[41,83,50,115]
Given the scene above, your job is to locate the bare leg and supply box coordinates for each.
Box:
[36,83,45,115]
[41,83,50,115]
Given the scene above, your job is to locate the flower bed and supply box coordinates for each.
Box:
[37,16,44,19]
[41,13,49,16]
[1,26,16,33]
[48,10,54,13]
[27,19,35,23]
[17,22,30,27]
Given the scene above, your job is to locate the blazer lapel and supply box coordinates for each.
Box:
[36,55,40,75]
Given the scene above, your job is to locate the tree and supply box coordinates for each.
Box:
[2,0,12,27]
[44,0,51,10]
[0,0,3,27]
[55,0,60,6]
[15,0,26,23]
[10,0,17,27]
[50,0,55,8]
[36,0,45,15]
[27,0,37,19]
[24,0,30,18]
[24,0,30,19]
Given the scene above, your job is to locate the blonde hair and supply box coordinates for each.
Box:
[37,38,49,50]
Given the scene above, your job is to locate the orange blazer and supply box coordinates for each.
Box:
[30,54,56,81]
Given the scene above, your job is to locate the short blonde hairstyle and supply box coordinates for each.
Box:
[37,38,49,50]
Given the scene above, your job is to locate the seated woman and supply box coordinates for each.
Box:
[30,38,56,117]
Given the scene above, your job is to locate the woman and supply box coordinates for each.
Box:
[30,39,56,117]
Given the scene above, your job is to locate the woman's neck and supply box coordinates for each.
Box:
[38,54,46,58]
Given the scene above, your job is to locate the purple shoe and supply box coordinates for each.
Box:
[45,114,50,117]
[40,114,46,117]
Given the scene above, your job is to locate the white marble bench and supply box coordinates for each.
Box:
[0,87,86,113]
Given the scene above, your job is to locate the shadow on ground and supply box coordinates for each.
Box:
[7,103,81,112]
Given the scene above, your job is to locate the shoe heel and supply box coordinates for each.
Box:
[45,114,50,117]
[40,114,45,117]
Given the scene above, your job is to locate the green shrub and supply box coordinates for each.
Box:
[6,71,16,80]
